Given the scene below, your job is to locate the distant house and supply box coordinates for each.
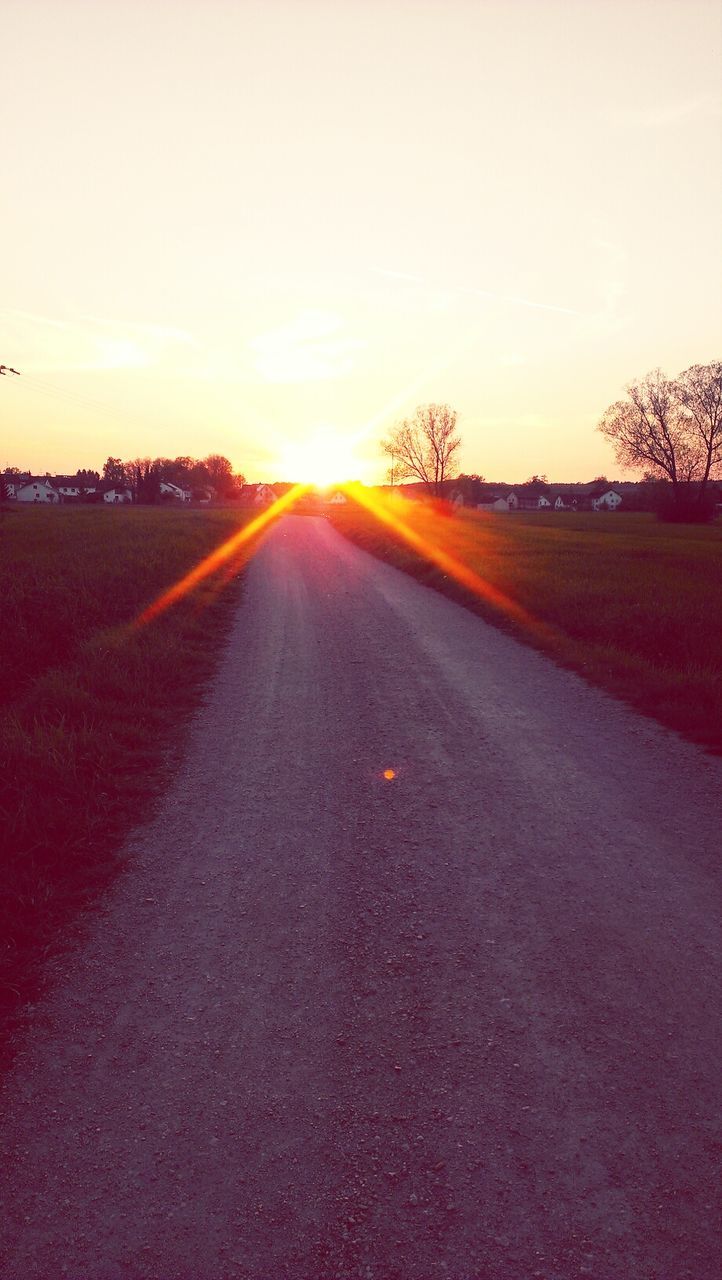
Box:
[327,490,348,505]
[589,487,623,511]
[51,475,97,501]
[547,490,579,511]
[102,486,132,504]
[255,483,277,505]
[240,483,277,506]
[505,490,551,511]
[159,481,190,502]
[16,479,59,503]
[476,493,509,513]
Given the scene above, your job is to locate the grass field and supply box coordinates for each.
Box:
[4,498,721,1044]
[331,498,722,755]
[0,503,260,1038]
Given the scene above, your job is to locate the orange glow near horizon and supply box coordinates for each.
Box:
[133,478,558,654]
[134,483,309,626]
[4,4,721,482]
[275,428,365,489]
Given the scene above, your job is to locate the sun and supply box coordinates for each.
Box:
[276,427,361,489]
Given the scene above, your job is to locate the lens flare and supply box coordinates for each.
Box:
[133,483,309,626]
[339,482,556,646]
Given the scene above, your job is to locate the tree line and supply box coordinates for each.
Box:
[101,454,245,503]
[378,362,720,521]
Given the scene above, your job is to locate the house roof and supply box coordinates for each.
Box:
[587,486,622,499]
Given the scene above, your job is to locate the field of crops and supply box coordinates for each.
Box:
[0,504,257,1037]
[331,499,722,755]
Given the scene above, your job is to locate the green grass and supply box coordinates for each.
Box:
[330,503,722,754]
[0,504,258,1040]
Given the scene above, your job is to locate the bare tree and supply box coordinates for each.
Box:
[382,404,461,496]
[674,361,722,498]
[598,369,704,499]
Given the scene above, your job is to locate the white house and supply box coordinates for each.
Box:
[591,488,623,511]
[328,490,348,505]
[16,479,59,503]
[51,477,97,500]
[159,481,190,502]
[254,484,277,505]
[102,487,132,504]
[549,492,577,510]
[476,496,509,513]
[505,490,552,510]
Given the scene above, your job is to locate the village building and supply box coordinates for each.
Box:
[51,476,97,501]
[589,487,623,510]
[159,481,191,502]
[102,486,133,504]
[15,478,60,503]
[239,483,278,506]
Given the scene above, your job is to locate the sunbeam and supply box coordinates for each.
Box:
[133,484,309,627]
[340,482,557,646]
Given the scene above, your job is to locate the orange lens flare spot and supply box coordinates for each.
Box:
[383,768,396,780]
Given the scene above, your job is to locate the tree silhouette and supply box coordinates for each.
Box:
[598,367,719,501]
[382,404,461,496]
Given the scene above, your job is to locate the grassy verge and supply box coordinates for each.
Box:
[330,501,722,755]
[0,504,259,1045]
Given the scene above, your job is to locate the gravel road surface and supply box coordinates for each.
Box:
[1,514,720,1279]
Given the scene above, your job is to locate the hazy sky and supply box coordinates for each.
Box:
[2,0,721,482]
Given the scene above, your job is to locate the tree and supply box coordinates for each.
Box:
[171,456,195,488]
[674,362,722,498]
[455,473,487,504]
[203,454,236,498]
[382,404,461,495]
[598,369,704,500]
[126,458,161,504]
[102,457,128,487]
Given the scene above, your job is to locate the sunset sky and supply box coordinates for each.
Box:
[2,0,721,484]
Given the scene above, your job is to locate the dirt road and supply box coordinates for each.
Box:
[1,514,720,1279]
